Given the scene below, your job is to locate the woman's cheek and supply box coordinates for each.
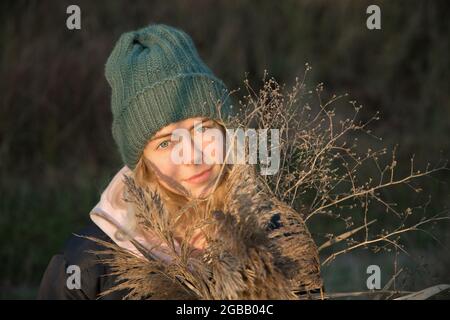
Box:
[153,151,176,174]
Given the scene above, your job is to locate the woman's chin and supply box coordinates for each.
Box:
[190,187,212,199]
[189,181,217,199]
[185,170,222,199]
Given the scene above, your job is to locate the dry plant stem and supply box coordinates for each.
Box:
[321,214,450,266]
[231,66,449,298]
[86,65,448,299]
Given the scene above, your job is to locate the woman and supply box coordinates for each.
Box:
[37,23,323,300]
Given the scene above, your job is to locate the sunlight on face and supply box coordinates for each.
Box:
[143,117,225,199]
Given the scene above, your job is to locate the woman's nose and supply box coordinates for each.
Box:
[188,136,203,165]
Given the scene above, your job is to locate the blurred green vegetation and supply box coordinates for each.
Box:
[0,0,449,299]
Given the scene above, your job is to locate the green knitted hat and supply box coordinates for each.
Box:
[105,24,234,170]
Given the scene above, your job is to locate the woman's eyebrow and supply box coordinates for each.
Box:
[150,132,172,141]
[151,119,211,141]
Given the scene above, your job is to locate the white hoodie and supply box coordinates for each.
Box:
[89,166,182,264]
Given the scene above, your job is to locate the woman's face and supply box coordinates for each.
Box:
[143,117,225,199]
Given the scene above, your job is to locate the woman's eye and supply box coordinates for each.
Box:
[157,140,171,149]
[195,125,209,133]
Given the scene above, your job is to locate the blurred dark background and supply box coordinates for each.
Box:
[0,0,449,299]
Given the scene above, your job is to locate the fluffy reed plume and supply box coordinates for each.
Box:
[87,163,323,299]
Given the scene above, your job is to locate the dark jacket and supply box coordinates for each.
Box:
[37,221,130,299]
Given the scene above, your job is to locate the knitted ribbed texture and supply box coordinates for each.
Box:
[105,24,234,169]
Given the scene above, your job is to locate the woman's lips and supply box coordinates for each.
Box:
[183,167,213,185]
